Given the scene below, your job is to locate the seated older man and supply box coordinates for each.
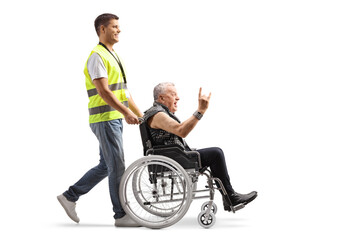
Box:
[142,82,257,212]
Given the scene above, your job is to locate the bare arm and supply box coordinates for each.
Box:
[128,92,143,118]
[93,77,139,124]
[148,88,211,138]
[148,112,198,138]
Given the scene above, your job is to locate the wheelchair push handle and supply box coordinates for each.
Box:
[138,117,144,124]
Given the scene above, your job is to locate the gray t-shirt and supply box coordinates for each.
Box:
[87,53,108,81]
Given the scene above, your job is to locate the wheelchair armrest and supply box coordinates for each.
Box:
[146,145,201,170]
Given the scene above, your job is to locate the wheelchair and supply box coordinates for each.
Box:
[119,123,243,229]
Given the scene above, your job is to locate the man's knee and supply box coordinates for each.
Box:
[210,147,224,158]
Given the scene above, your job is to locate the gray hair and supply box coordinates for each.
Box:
[153,82,175,101]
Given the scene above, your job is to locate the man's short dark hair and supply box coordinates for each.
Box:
[94,13,119,36]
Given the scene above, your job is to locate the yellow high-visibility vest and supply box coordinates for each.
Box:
[84,44,129,124]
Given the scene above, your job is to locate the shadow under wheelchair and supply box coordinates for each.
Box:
[174,215,250,229]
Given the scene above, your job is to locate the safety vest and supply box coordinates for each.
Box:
[84,44,129,123]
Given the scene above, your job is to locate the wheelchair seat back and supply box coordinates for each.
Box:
[139,122,201,171]
[139,122,154,156]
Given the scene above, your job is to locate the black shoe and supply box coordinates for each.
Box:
[223,191,258,212]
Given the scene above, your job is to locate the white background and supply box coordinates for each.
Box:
[1,0,359,239]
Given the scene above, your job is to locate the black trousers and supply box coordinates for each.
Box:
[197,147,235,195]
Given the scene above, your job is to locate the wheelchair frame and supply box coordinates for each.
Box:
[118,123,241,229]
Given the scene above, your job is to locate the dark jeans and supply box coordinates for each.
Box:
[197,147,235,195]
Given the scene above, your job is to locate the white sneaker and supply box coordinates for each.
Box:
[115,215,141,227]
[57,194,80,223]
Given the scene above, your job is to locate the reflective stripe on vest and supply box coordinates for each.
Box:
[87,82,128,98]
[88,101,129,115]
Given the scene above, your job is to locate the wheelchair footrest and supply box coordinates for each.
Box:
[232,203,245,212]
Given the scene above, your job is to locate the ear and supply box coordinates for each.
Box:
[100,25,106,34]
[157,96,164,103]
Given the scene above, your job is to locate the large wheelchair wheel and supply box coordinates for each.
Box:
[119,155,193,229]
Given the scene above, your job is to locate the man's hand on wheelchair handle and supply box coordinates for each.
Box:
[124,111,140,125]
[198,87,211,114]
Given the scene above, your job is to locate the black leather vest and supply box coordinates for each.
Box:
[143,102,190,150]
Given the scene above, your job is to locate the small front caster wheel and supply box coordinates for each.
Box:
[197,211,216,228]
[201,201,218,214]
